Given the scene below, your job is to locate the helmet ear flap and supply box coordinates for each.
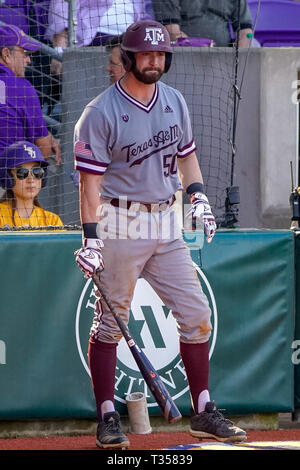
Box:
[164,52,172,73]
[120,50,136,72]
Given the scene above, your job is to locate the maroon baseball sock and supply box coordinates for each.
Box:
[179,340,210,414]
[88,337,117,421]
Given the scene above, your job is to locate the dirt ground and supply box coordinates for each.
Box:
[1,413,300,451]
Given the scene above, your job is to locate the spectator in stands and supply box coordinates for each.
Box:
[0,1,55,115]
[0,0,31,35]
[0,1,50,42]
[45,0,155,49]
[0,24,61,164]
[45,0,154,77]
[0,140,63,228]
[45,1,152,84]
[152,0,253,48]
[105,35,125,85]
[44,0,153,80]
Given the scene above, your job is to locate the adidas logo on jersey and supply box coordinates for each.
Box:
[164,105,173,113]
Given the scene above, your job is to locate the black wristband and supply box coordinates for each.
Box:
[186,182,204,195]
[82,222,98,239]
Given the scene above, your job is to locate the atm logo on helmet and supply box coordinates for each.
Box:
[144,27,164,45]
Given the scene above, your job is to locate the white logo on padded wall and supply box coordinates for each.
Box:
[75,265,218,407]
[292,340,300,365]
[144,27,164,45]
[0,340,6,365]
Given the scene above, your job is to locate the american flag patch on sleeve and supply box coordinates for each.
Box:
[74,140,109,174]
[74,141,93,157]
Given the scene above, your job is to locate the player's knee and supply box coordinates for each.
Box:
[177,316,212,343]
[199,321,212,343]
[112,331,123,343]
[194,313,212,340]
[96,329,123,343]
[199,320,212,337]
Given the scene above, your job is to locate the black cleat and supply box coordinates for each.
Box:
[96,411,130,449]
[190,401,247,443]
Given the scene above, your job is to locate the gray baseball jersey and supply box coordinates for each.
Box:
[74,80,196,203]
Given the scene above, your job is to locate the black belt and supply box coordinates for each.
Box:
[110,195,175,213]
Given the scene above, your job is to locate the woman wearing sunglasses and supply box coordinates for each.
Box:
[0,141,63,228]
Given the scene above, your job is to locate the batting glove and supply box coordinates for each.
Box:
[188,192,217,243]
[75,238,104,278]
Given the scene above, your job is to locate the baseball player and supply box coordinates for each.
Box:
[74,20,246,449]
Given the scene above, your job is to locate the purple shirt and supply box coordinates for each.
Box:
[0,0,30,34]
[0,64,49,155]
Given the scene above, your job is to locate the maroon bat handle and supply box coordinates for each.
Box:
[92,272,182,423]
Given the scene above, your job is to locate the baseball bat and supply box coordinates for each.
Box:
[92,272,182,424]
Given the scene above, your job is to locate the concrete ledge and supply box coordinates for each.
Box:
[0,413,278,438]
[230,413,278,431]
[0,419,97,439]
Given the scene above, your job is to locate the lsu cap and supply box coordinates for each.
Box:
[0,24,41,51]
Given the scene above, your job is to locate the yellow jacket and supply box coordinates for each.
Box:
[0,201,63,229]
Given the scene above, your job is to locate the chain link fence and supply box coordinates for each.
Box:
[0,1,249,229]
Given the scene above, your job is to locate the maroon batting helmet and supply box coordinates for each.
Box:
[120,20,173,73]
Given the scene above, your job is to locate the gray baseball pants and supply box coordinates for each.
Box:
[90,202,212,344]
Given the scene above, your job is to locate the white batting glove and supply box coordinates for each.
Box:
[188,192,217,243]
[75,238,104,278]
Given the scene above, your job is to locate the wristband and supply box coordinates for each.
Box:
[83,222,98,239]
[186,182,204,195]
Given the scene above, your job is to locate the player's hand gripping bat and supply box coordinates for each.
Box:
[92,272,182,424]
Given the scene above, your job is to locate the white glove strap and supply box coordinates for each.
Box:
[192,192,209,204]
[83,238,104,249]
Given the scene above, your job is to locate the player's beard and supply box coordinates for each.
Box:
[131,65,164,84]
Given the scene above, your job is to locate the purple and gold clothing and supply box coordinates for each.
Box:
[0,64,48,155]
[0,200,63,228]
